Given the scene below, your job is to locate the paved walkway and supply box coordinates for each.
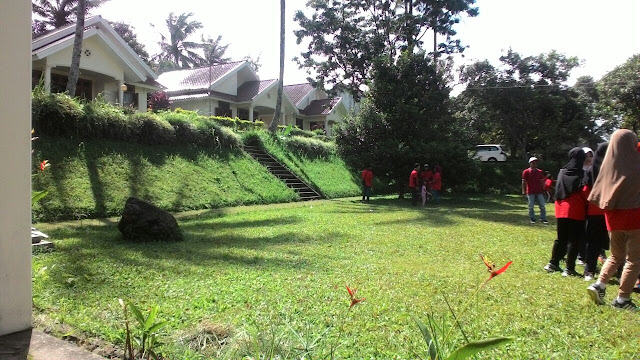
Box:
[0,329,106,360]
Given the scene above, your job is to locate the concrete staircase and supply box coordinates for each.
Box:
[244,145,322,201]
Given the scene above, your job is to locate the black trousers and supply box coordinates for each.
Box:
[584,215,609,274]
[550,218,585,270]
[411,187,418,206]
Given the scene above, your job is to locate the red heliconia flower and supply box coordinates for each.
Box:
[346,285,365,309]
[480,254,513,281]
[39,160,49,172]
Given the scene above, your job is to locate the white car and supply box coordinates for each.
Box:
[473,145,508,162]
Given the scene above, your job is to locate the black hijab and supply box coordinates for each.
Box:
[555,147,586,200]
[586,142,609,187]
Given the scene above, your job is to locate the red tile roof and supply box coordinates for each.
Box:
[283,83,315,107]
[236,79,277,102]
[302,98,342,116]
[157,61,245,93]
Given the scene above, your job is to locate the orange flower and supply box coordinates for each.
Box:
[39,160,49,172]
[480,254,512,281]
[346,285,365,309]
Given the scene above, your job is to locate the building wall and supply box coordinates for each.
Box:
[0,0,32,336]
[46,35,124,81]
[214,74,238,95]
[173,98,218,116]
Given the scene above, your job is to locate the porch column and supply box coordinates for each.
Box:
[231,105,237,119]
[281,111,286,125]
[44,64,53,93]
[0,0,32,336]
[137,89,147,112]
[324,119,329,133]
[249,105,254,122]
[117,80,124,105]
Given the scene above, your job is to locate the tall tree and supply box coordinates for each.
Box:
[597,54,640,133]
[32,0,106,35]
[197,35,231,65]
[65,0,85,96]
[109,21,150,64]
[294,0,478,99]
[154,12,204,69]
[269,0,286,132]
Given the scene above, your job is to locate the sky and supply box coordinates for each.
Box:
[97,0,640,88]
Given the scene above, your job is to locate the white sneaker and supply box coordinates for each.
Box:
[584,273,595,282]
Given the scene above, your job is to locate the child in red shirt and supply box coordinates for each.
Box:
[543,171,554,203]
[361,166,374,202]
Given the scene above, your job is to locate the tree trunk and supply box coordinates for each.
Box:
[269,0,286,133]
[66,0,86,96]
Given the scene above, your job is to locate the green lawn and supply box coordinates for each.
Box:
[32,195,639,359]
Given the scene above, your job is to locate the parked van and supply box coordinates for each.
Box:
[473,145,508,162]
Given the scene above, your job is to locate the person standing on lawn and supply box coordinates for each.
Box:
[522,157,548,224]
[409,163,420,206]
[587,129,640,310]
[544,147,587,277]
[431,165,442,204]
[361,166,374,202]
[544,171,555,203]
[583,143,609,281]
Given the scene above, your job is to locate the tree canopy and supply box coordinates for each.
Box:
[32,0,106,35]
[597,54,640,133]
[154,12,205,69]
[109,21,150,64]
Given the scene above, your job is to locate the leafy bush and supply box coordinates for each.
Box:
[131,112,176,145]
[312,128,326,136]
[209,116,264,131]
[83,97,132,140]
[284,136,336,158]
[289,127,316,138]
[148,91,171,112]
[32,91,85,137]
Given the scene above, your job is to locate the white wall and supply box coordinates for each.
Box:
[47,36,124,81]
[214,74,238,95]
[0,0,32,336]
[173,98,218,116]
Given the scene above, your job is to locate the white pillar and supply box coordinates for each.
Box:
[281,111,286,125]
[324,119,329,133]
[137,90,147,112]
[117,80,124,105]
[44,64,52,93]
[0,0,32,336]
[249,106,254,122]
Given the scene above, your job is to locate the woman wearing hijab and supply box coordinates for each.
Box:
[544,147,587,277]
[587,129,640,310]
[583,143,609,281]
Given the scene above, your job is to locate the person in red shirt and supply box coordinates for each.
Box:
[408,163,420,206]
[544,148,587,277]
[583,142,609,281]
[587,130,640,310]
[522,157,548,224]
[430,165,442,204]
[361,166,374,202]
[543,171,555,203]
[420,164,433,188]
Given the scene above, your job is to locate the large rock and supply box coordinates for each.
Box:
[118,197,183,242]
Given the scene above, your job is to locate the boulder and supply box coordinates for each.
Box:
[117,197,183,242]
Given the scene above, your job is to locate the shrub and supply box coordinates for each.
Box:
[32,91,85,137]
[148,91,172,112]
[312,128,326,136]
[284,136,336,158]
[209,116,264,131]
[83,97,131,140]
[289,127,316,138]
[131,112,176,145]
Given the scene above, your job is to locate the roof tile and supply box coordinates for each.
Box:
[302,98,342,116]
[283,83,315,107]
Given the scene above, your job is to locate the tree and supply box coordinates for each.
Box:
[597,54,640,133]
[109,21,150,64]
[154,12,204,69]
[65,0,85,96]
[197,35,231,66]
[32,0,106,35]
[294,0,478,99]
[269,0,286,133]
[458,49,595,160]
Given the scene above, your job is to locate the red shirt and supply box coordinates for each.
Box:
[361,169,374,187]
[555,192,587,220]
[583,185,604,216]
[522,168,545,194]
[544,178,553,191]
[409,170,419,188]
[421,170,433,182]
[604,208,640,231]
[431,173,442,191]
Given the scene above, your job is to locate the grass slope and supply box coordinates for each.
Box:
[33,138,297,221]
[32,195,639,359]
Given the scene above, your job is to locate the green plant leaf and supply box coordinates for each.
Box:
[31,190,48,205]
[147,321,168,333]
[128,301,146,327]
[144,305,158,330]
[443,337,513,360]
[412,315,438,360]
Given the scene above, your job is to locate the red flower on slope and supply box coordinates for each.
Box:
[480,254,513,281]
[346,285,365,309]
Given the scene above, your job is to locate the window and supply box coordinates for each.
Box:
[49,73,92,99]
[123,84,137,108]
[238,108,249,120]
[296,118,304,128]
[215,101,232,117]
[32,70,43,89]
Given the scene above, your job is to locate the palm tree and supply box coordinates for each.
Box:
[32,0,106,34]
[197,35,231,66]
[269,0,286,133]
[65,0,85,95]
[155,12,204,69]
